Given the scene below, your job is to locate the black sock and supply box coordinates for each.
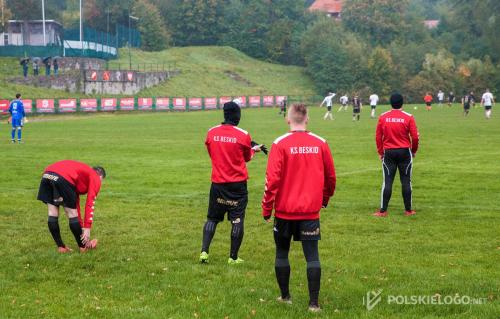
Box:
[201,220,218,253]
[307,261,321,306]
[69,217,85,248]
[48,216,65,247]
[275,258,291,298]
[229,219,244,259]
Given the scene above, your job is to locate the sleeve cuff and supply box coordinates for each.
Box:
[262,208,272,217]
[83,222,92,228]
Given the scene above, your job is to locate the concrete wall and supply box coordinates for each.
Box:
[83,71,170,95]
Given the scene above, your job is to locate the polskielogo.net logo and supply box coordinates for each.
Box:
[363,289,487,311]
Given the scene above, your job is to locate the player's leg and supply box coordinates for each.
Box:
[371,106,376,118]
[397,149,414,215]
[274,218,292,302]
[16,125,22,142]
[11,119,17,143]
[299,219,321,311]
[229,215,244,262]
[47,204,67,249]
[200,183,223,262]
[228,183,248,263]
[378,151,398,214]
[63,207,86,248]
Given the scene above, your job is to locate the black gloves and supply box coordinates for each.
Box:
[251,141,268,155]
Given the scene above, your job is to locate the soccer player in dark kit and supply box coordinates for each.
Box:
[37,160,106,253]
[200,101,265,264]
[374,93,419,217]
[262,103,336,312]
[352,94,362,121]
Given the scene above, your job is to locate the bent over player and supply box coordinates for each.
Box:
[37,160,106,253]
[200,101,263,264]
[374,93,419,217]
[262,104,336,312]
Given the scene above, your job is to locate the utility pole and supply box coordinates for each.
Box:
[42,0,46,46]
[128,13,139,70]
[80,0,83,52]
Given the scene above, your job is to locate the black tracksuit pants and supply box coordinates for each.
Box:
[381,148,413,212]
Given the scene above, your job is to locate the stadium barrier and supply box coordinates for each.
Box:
[0,96,291,115]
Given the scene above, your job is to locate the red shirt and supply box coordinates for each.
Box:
[261,131,336,220]
[376,109,419,156]
[205,124,255,183]
[45,160,102,228]
[424,95,432,103]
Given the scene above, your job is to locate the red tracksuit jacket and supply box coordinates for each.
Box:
[45,160,101,228]
[262,131,336,220]
[205,124,255,183]
[376,109,419,156]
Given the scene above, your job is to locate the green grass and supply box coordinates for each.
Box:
[0,105,498,318]
[0,47,316,99]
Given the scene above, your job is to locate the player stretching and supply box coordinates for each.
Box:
[352,95,362,121]
[481,89,495,119]
[374,93,419,217]
[8,93,25,143]
[200,101,264,264]
[437,90,444,107]
[462,91,472,116]
[338,94,348,112]
[262,103,335,312]
[37,160,105,253]
[448,91,455,107]
[424,92,432,111]
[369,93,379,118]
[320,92,335,120]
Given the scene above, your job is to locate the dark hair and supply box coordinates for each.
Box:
[16,93,21,99]
[390,93,404,109]
[289,103,308,123]
[93,166,106,178]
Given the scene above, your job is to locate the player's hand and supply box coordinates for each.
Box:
[81,228,91,245]
[263,215,272,223]
[412,153,416,158]
[379,154,384,161]
[252,144,263,152]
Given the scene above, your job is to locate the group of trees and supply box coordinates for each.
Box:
[3,0,499,99]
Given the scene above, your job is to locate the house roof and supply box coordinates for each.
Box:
[423,20,440,29]
[309,0,343,14]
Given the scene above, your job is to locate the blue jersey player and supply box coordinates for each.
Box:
[9,93,25,143]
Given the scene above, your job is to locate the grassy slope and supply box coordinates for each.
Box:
[0,105,498,318]
[0,47,315,99]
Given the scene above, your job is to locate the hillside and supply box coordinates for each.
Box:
[0,47,316,99]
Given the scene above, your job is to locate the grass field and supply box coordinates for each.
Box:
[0,105,498,318]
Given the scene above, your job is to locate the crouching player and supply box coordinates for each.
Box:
[37,160,106,253]
[200,101,264,264]
[262,103,336,312]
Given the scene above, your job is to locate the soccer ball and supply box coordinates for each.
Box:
[414,106,418,110]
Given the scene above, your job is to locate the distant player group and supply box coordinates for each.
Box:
[422,89,494,118]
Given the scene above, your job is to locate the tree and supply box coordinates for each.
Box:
[367,47,396,96]
[133,0,170,51]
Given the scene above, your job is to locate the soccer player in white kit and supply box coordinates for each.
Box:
[369,93,379,118]
[437,90,444,107]
[481,89,495,119]
[338,95,348,112]
[320,92,336,120]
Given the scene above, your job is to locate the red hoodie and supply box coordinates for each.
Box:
[205,124,255,183]
[45,160,102,228]
[376,109,419,156]
[262,131,336,220]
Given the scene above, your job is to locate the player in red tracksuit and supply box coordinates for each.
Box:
[374,93,419,217]
[37,160,106,253]
[262,103,336,312]
[200,101,265,264]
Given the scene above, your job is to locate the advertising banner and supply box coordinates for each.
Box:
[233,96,247,108]
[138,98,153,110]
[188,98,202,111]
[173,97,186,111]
[101,98,117,111]
[120,98,135,111]
[0,100,9,114]
[36,99,55,113]
[263,96,274,107]
[80,99,98,112]
[58,99,77,113]
[204,97,217,110]
[155,97,170,110]
[249,96,261,107]
[22,100,33,113]
[276,96,287,105]
[219,96,232,107]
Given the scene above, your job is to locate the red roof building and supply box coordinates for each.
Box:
[309,0,343,19]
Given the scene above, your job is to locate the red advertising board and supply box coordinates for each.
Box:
[276,96,287,105]
[233,96,247,108]
[22,100,33,113]
[204,97,217,110]
[138,98,153,110]
[36,99,55,113]
[188,97,202,111]
[120,98,135,111]
[80,99,98,112]
[58,99,77,113]
[101,98,117,111]
[249,96,261,107]
[173,97,186,111]
[156,97,170,110]
[219,96,232,107]
[0,99,9,114]
[263,96,274,107]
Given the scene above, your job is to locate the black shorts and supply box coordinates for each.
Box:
[37,172,77,208]
[353,107,361,114]
[207,182,248,222]
[273,217,320,241]
[464,104,470,110]
[485,105,492,110]
[371,105,376,109]
[426,102,432,106]
[327,106,332,111]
